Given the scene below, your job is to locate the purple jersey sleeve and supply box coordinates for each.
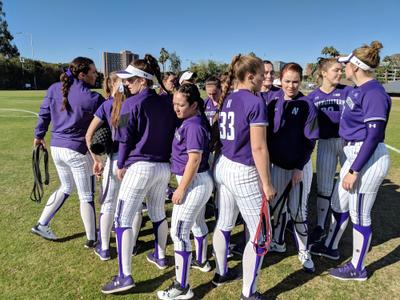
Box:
[304,100,319,140]
[186,125,206,153]
[94,101,108,123]
[34,89,52,139]
[249,100,268,126]
[362,89,390,123]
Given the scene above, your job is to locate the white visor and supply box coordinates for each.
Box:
[338,54,373,71]
[116,65,154,80]
[179,71,194,85]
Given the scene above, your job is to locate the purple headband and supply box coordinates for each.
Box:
[65,68,74,80]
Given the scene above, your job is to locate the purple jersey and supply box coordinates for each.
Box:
[219,89,268,166]
[267,92,319,170]
[259,86,282,105]
[94,97,119,153]
[340,79,391,142]
[171,114,210,176]
[115,88,176,169]
[34,79,105,154]
[204,97,219,125]
[307,84,353,139]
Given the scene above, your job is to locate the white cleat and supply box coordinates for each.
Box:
[31,224,57,241]
[298,250,315,273]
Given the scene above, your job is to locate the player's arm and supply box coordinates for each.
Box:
[250,125,276,201]
[34,92,52,148]
[173,152,202,205]
[85,116,105,178]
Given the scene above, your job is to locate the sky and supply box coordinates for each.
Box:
[4,0,400,71]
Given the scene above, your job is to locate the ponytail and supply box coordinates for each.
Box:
[144,54,170,95]
[60,56,94,112]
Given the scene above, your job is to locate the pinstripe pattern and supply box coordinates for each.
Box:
[116,161,170,227]
[170,171,213,252]
[100,153,120,214]
[331,142,390,226]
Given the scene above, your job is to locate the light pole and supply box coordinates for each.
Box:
[16,32,37,89]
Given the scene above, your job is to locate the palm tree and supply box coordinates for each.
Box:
[159,48,169,73]
[321,46,339,58]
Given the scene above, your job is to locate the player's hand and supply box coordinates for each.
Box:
[93,161,104,180]
[172,187,186,205]
[342,172,358,192]
[117,168,126,181]
[263,183,276,202]
[291,169,303,186]
[34,138,46,149]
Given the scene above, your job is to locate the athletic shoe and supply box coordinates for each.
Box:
[101,275,135,294]
[240,292,264,300]
[269,241,286,253]
[147,252,168,270]
[231,243,245,257]
[309,226,326,244]
[310,243,340,260]
[191,260,212,272]
[95,244,110,261]
[31,224,57,241]
[211,269,240,286]
[329,262,368,281]
[157,280,194,300]
[84,239,97,249]
[298,250,315,273]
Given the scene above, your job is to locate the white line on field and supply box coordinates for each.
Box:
[0,108,38,116]
[386,144,400,154]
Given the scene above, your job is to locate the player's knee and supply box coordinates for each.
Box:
[349,210,372,226]
[147,205,165,222]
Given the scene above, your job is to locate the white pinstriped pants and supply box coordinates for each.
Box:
[316,138,345,197]
[115,161,170,227]
[171,171,213,251]
[214,155,263,239]
[100,153,120,214]
[50,146,94,202]
[270,160,312,224]
[331,142,390,226]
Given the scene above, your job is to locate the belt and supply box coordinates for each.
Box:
[343,140,360,146]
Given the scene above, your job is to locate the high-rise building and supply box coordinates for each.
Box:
[103,50,139,76]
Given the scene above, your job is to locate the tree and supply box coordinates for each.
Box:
[159,47,169,72]
[189,60,229,82]
[321,46,339,58]
[248,52,257,57]
[0,1,19,58]
[168,51,181,74]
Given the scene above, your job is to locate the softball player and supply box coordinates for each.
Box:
[259,60,282,106]
[101,55,177,294]
[307,58,353,243]
[160,72,177,96]
[204,76,221,125]
[212,54,276,300]
[85,72,142,261]
[31,57,104,247]
[267,63,319,273]
[157,84,213,300]
[311,41,391,281]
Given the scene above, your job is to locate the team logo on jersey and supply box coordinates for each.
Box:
[226,99,232,108]
[346,96,355,110]
[174,130,181,141]
[333,93,340,97]
[292,107,299,115]
[368,123,377,128]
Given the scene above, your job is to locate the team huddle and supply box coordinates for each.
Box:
[31,40,391,300]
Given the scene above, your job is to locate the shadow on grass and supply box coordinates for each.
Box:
[53,231,86,243]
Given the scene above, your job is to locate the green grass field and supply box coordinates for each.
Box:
[0,90,399,300]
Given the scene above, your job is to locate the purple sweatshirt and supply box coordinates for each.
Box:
[34,79,105,154]
[114,88,177,169]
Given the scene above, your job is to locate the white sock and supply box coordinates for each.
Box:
[100,213,114,250]
[351,224,372,271]
[213,229,230,275]
[80,201,96,241]
[293,222,308,251]
[194,234,208,264]
[153,219,168,259]
[316,195,330,228]
[116,227,133,277]
[38,191,69,225]
[131,212,142,247]
[325,211,349,249]
[175,251,192,288]
[242,242,264,297]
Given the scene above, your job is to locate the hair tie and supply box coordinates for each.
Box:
[65,68,74,80]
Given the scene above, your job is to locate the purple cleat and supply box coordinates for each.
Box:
[147,252,168,270]
[101,275,135,294]
[94,244,110,261]
[329,262,368,281]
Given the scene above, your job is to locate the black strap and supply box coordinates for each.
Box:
[30,144,50,203]
[270,182,292,228]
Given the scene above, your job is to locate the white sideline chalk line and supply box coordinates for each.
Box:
[386,144,400,154]
[0,108,38,116]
